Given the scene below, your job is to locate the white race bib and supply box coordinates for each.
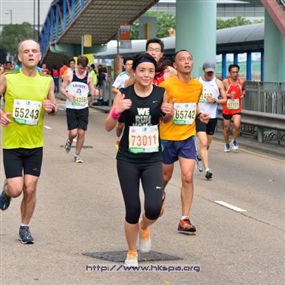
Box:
[199,89,214,103]
[173,103,196,125]
[227,99,239,110]
[13,99,42,125]
[128,125,159,154]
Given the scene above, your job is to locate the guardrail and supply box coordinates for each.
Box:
[218,108,285,143]
[100,80,285,144]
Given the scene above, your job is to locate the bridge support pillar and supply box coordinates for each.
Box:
[176,0,216,77]
[264,11,285,82]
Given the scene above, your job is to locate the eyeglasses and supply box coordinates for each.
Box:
[147,48,161,53]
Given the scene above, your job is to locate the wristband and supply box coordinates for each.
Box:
[196,112,202,119]
[111,108,121,120]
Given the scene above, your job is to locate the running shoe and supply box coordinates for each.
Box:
[159,191,166,217]
[205,169,213,180]
[195,155,203,172]
[177,217,196,234]
[139,226,151,252]
[0,180,11,211]
[231,140,238,151]
[224,143,230,152]
[74,154,83,163]
[64,138,72,153]
[124,250,138,267]
[115,139,120,150]
[18,226,34,244]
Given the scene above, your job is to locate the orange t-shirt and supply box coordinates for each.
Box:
[159,76,202,141]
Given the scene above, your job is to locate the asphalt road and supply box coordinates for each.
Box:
[0,104,284,285]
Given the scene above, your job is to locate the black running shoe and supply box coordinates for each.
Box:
[205,169,213,180]
[19,226,34,244]
[0,180,11,211]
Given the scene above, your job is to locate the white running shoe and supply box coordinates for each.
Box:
[124,250,138,267]
[139,226,151,252]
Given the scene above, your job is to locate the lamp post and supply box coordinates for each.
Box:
[5,9,12,24]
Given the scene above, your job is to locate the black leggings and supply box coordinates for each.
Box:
[117,160,163,224]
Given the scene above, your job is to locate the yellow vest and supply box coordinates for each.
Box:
[2,69,52,149]
[159,76,202,141]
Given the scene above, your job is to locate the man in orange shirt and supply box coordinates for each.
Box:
[59,61,68,82]
[159,49,209,234]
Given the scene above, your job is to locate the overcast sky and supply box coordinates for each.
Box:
[0,0,52,26]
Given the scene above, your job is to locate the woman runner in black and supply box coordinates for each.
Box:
[105,53,175,267]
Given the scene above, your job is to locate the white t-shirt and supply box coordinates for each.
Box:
[112,71,130,90]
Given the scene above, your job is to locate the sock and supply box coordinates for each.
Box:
[181,216,188,220]
[20,223,29,227]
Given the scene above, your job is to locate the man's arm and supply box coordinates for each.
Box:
[59,71,74,101]
[44,79,57,116]
[0,74,12,126]
[0,74,6,116]
[216,79,227,105]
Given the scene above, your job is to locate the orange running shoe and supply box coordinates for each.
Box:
[124,250,138,267]
[115,139,120,150]
[177,217,196,235]
[139,225,151,252]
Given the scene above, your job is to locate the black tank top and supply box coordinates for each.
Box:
[117,84,165,163]
[72,69,89,83]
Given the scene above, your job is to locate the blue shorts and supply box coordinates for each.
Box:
[161,136,196,164]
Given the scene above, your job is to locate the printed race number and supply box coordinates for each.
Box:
[13,99,42,125]
[227,99,239,110]
[129,125,159,154]
[173,103,196,125]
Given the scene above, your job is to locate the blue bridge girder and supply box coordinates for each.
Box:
[39,0,159,68]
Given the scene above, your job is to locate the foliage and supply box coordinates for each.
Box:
[0,22,37,60]
[131,13,263,39]
[216,16,262,29]
[131,11,176,39]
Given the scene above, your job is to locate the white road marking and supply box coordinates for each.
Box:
[44,126,52,129]
[214,200,247,212]
[57,104,66,111]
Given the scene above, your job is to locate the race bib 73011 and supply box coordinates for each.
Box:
[128,125,159,154]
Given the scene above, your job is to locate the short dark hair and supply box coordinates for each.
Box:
[173,49,191,62]
[77,55,88,67]
[132,53,156,70]
[123,57,133,65]
[146,38,164,52]
[228,64,240,72]
[69,58,75,64]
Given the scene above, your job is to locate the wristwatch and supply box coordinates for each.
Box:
[213,98,217,104]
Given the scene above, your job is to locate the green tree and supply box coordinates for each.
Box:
[217,16,258,29]
[131,11,175,39]
[131,14,263,39]
[0,22,37,60]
